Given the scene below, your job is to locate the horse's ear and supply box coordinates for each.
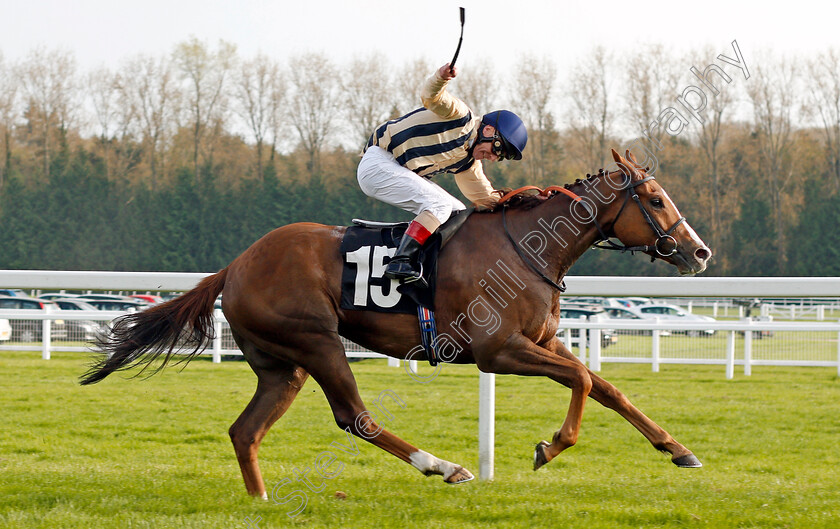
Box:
[625,149,641,167]
[612,148,638,179]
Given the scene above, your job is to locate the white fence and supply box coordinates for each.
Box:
[4,270,840,482]
[556,318,840,377]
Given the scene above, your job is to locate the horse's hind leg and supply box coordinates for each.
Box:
[228,350,309,498]
[547,339,701,468]
[305,335,474,484]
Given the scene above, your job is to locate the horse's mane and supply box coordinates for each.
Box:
[498,191,548,210]
[495,170,608,211]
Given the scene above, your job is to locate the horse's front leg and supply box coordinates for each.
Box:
[475,333,593,470]
[545,338,702,468]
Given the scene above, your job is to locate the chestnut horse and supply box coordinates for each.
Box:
[81,149,711,498]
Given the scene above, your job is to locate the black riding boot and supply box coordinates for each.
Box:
[384,235,424,283]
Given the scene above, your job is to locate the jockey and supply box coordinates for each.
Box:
[358,62,527,283]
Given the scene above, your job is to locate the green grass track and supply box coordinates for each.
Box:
[1,350,839,528]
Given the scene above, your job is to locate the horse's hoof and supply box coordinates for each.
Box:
[533,440,551,471]
[672,453,703,468]
[444,466,474,484]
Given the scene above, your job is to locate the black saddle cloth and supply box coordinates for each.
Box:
[339,224,438,313]
[339,209,471,314]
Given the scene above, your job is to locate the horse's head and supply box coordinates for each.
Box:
[606,149,711,275]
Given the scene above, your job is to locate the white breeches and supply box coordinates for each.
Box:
[357,146,466,226]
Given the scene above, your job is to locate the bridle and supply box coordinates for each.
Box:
[587,174,686,259]
[500,171,687,292]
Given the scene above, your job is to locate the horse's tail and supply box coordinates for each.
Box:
[79,268,229,385]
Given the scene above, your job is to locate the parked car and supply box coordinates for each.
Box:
[0,295,68,341]
[130,294,163,304]
[77,298,149,312]
[0,318,11,341]
[77,293,145,303]
[602,297,633,308]
[160,293,183,302]
[623,297,653,307]
[557,303,618,348]
[601,297,653,309]
[637,303,716,336]
[0,288,27,297]
[38,292,84,301]
[52,298,109,341]
[603,306,671,336]
[565,296,608,307]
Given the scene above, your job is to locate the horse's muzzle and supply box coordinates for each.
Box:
[677,245,712,275]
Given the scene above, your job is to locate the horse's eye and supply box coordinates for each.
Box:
[651,198,664,209]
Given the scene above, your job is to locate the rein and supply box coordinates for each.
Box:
[499,174,687,291]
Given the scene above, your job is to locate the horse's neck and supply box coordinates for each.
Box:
[531,175,624,280]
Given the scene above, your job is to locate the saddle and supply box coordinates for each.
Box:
[351,208,472,248]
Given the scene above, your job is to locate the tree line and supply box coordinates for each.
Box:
[1,41,840,276]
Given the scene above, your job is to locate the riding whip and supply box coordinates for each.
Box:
[450,7,465,75]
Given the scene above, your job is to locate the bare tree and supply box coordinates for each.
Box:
[513,53,560,183]
[88,66,134,181]
[287,52,342,175]
[0,52,19,188]
[393,57,433,116]
[451,57,500,114]
[686,46,736,254]
[17,47,78,179]
[267,70,288,165]
[747,53,799,273]
[119,54,179,189]
[234,54,285,179]
[804,49,840,190]
[623,44,683,137]
[566,46,615,173]
[341,52,392,150]
[172,38,237,182]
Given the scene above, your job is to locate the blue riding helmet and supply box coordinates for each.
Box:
[481,110,528,160]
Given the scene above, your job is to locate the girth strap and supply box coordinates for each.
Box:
[417,305,440,366]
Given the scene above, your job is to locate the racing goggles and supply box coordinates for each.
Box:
[478,130,515,160]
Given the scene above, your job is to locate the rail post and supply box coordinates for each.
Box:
[743,319,753,376]
[726,330,735,379]
[478,371,495,481]
[563,329,572,350]
[579,317,587,365]
[837,321,840,377]
[41,304,52,360]
[651,318,661,372]
[590,327,601,372]
[212,309,222,363]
